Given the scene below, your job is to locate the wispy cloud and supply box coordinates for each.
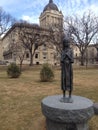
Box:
[22,15,39,23]
[0,0,98,23]
[57,0,98,17]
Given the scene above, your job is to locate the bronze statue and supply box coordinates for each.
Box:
[60,38,74,102]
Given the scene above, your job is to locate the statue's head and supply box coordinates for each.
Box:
[63,38,70,49]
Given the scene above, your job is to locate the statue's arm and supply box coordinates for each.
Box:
[61,51,66,63]
[66,49,74,63]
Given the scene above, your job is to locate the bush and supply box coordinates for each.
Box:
[40,63,54,82]
[7,63,21,78]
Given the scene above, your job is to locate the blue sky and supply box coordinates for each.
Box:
[0,0,98,24]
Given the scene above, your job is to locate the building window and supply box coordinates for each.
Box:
[43,44,46,50]
[35,53,38,59]
[43,52,47,59]
[36,62,39,65]
[43,57,46,59]
[26,53,29,58]
[3,51,12,60]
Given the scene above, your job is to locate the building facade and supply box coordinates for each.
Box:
[1,0,63,65]
[0,39,3,61]
[2,23,57,65]
[39,0,63,29]
[0,0,98,65]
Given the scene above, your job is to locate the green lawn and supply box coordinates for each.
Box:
[0,65,98,130]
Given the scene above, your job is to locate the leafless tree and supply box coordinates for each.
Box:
[11,43,26,71]
[17,46,26,71]
[17,23,50,66]
[64,11,98,65]
[0,7,15,37]
[7,30,26,71]
[49,24,64,54]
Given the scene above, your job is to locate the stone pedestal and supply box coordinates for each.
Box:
[93,103,98,115]
[41,95,94,130]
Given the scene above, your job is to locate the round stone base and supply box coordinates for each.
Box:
[93,103,98,115]
[46,118,88,130]
[41,95,94,130]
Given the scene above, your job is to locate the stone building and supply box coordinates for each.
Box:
[86,45,98,64]
[71,44,98,65]
[2,23,57,65]
[39,0,63,29]
[71,44,80,64]
[1,0,63,65]
[0,0,98,65]
[0,38,3,61]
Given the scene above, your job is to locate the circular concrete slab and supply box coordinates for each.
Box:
[41,95,94,123]
[93,103,98,115]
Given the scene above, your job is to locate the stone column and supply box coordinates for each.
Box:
[41,95,94,130]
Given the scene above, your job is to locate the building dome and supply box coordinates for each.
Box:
[43,0,59,12]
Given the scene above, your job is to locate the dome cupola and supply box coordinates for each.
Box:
[43,0,59,12]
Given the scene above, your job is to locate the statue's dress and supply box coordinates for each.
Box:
[61,48,74,92]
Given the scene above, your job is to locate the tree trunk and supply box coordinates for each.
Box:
[80,53,85,66]
[29,52,33,66]
[19,61,22,72]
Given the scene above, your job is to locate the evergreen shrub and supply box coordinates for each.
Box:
[7,63,21,78]
[40,63,54,82]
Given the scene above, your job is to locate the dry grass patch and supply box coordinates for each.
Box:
[0,65,98,130]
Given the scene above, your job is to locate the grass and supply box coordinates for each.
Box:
[0,65,98,130]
